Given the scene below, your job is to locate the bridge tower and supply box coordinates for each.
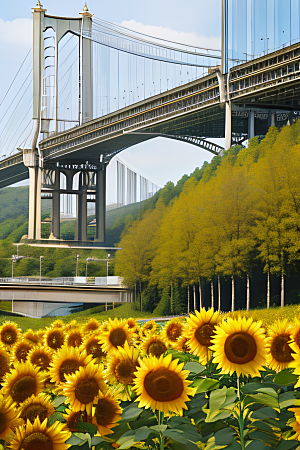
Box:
[25,2,107,243]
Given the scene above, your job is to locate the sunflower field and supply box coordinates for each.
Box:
[1,308,300,450]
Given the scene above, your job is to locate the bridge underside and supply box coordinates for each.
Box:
[0,162,29,190]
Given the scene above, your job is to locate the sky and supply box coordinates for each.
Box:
[0,0,222,202]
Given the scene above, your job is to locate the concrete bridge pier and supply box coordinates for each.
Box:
[95,165,106,243]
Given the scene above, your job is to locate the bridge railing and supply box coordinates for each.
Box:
[0,276,124,286]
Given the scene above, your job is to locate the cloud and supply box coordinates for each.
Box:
[0,18,32,46]
[119,20,221,51]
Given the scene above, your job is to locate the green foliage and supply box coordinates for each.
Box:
[153,286,171,316]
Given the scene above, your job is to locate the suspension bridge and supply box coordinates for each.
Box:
[1,1,300,246]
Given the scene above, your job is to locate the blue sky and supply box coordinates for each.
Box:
[0,0,222,200]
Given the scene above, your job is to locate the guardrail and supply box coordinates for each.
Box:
[0,276,124,287]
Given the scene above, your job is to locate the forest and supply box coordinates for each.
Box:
[114,123,300,314]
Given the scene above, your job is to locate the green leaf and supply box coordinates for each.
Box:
[241,383,264,395]
[246,441,271,450]
[163,429,188,444]
[118,437,136,449]
[150,425,167,433]
[67,435,85,446]
[192,378,219,394]
[91,436,106,446]
[246,393,279,410]
[122,403,142,421]
[256,387,278,398]
[77,420,98,435]
[52,395,67,407]
[274,369,299,386]
[214,428,235,445]
[276,440,299,450]
[184,362,205,374]
[134,426,153,441]
[279,392,296,409]
[251,406,278,420]
[209,386,228,412]
[72,433,92,447]
[47,411,64,427]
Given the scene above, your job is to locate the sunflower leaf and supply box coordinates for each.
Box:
[121,403,143,421]
[150,425,167,432]
[192,377,219,394]
[47,411,64,426]
[245,393,279,411]
[52,395,67,407]
[184,362,205,374]
[274,369,299,386]
[214,428,235,445]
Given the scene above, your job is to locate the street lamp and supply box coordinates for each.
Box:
[11,255,25,278]
[76,254,79,277]
[107,254,111,277]
[39,256,44,281]
[86,257,94,279]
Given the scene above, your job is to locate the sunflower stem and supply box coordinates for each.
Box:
[237,375,245,450]
[157,411,165,450]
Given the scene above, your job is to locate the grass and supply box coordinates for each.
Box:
[225,304,300,327]
[0,302,155,331]
[2,301,300,332]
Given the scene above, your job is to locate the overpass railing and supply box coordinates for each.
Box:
[0,276,124,286]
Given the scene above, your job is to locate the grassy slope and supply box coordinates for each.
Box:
[0,302,155,331]
[1,301,299,332]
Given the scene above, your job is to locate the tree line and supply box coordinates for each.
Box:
[115,123,300,314]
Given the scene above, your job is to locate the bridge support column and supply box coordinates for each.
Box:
[28,167,37,240]
[52,169,60,239]
[248,110,255,139]
[95,166,106,243]
[35,166,42,240]
[76,173,87,241]
[225,101,232,150]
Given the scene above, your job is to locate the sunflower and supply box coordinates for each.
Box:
[174,335,191,353]
[91,391,122,436]
[99,318,133,354]
[288,408,300,440]
[81,335,107,360]
[50,319,65,328]
[23,329,43,346]
[0,396,21,439]
[48,345,92,386]
[133,353,195,415]
[140,320,157,337]
[291,320,300,351]
[0,321,21,349]
[210,316,267,377]
[162,319,185,344]
[63,362,107,412]
[62,408,83,432]
[266,320,294,372]
[2,361,45,405]
[28,347,53,372]
[10,416,71,450]
[0,346,11,380]
[66,329,83,348]
[142,335,169,358]
[106,341,140,386]
[126,318,139,330]
[186,307,219,363]
[13,341,33,363]
[19,393,54,424]
[82,318,101,334]
[44,327,65,351]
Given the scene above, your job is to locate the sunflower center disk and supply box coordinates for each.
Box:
[295,331,300,349]
[167,324,182,341]
[16,345,31,363]
[32,353,51,370]
[147,341,167,357]
[75,378,99,404]
[225,333,257,364]
[68,334,82,347]
[109,328,127,348]
[11,376,37,404]
[87,342,106,358]
[1,329,17,345]
[47,331,64,349]
[115,359,136,384]
[95,398,118,427]
[0,411,7,435]
[144,368,184,402]
[270,334,294,362]
[59,359,81,382]
[21,432,53,450]
[21,404,48,424]
[195,323,216,347]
